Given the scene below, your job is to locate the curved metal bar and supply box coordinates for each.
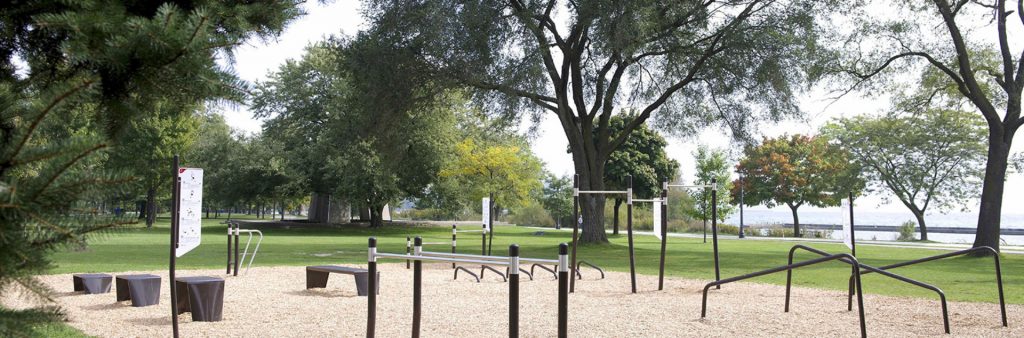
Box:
[785,244,950,333]
[480,265,507,282]
[506,267,533,281]
[454,266,480,283]
[576,260,605,279]
[844,246,1007,328]
[701,253,867,338]
[242,230,263,273]
[531,264,558,280]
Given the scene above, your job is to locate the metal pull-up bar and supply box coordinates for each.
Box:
[569,175,636,294]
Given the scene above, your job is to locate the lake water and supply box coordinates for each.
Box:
[725,209,1024,245]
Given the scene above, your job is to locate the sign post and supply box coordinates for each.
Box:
[653,200,662,240]
[841,196,855,255]
[169,155,203,338]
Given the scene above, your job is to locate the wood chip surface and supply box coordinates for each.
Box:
[3,264,1020,337]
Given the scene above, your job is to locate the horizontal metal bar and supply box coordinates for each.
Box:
[631,199,663,203]
[667,184,710,189]
[374,253,512,266]
[418,251,558,264]
[577,190,629,194]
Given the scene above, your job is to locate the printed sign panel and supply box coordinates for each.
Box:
[176,168,203,257]
[482,197,491,233]
[653,202,663,240]
[841,198,853,250]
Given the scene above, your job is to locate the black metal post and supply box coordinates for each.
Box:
[488,193,495,256]
[367,237,377,338]
[233,222,240,277]
[226,223,232,274]
[406,236,411,269]
[849,192,856,257]
[739,172,745,239]
[557,243,569,338]
[451,225,457,269]
[711,178,720,289]
[658,182,668,291]
[626,175,637,294]
[508,244,520,338]
[702,191,707,243]
[413,237,422,338]
[569,174,580,293]
[170,155,180,338]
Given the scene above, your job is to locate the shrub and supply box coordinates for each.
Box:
[898,220,916,241]
[509,202,555,227]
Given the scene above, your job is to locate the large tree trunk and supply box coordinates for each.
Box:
[573,150,610,244]
[787,202,801,238]
[973,133,1012,252]
[911,207,928,241]
[145,187,156,228]
[369,204,384,228]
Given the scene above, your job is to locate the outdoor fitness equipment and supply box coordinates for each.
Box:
[782,192,1007,334]
[702,192,1008,336]
[225,220,263,276]
[568,174,623,293]
[664,179,719,289]
[627,183,669,291]
[366,237,572,338]
[405,224,506,281]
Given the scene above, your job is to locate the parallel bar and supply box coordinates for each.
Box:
[666,184,710,188]
[785,244,950,333]
[846,246,1007,328]
[406,236,411,269]
[234,221,240,277]
[226,224,232,274]
[701,253,867,338]
[374,253,514,266]
[451,225,457,269]
[418,251,558,264]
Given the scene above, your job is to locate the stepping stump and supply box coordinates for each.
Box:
[73,273,112,294]
[174,276,225,322]
[116,274,161,307]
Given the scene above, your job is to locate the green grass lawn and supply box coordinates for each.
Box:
[47,216,1021,305]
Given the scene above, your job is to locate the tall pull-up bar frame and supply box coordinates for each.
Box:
[664,179,720,288]
[569,175,633,293]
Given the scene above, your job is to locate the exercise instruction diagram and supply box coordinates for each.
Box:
[176,168,203,257]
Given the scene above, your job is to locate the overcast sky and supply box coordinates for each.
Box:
[216,1,1023,216]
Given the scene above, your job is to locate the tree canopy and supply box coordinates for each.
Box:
[828,0,1024,251]
[733,135,863,237]
[360,0,843,243]
[604,114,679,234]
[823,108,986,240]
[689,145,734,223]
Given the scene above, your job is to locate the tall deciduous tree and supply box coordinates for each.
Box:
[688,145,734,223]
[362,0,842,243]
[604,114,679,234]
[255,37,457,227]
[540,173,574,228]
[823,109,986,240]
[832,0,1023,251]
[107,103,199,227]
[733,135,863,237]
[440,137,544,217]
